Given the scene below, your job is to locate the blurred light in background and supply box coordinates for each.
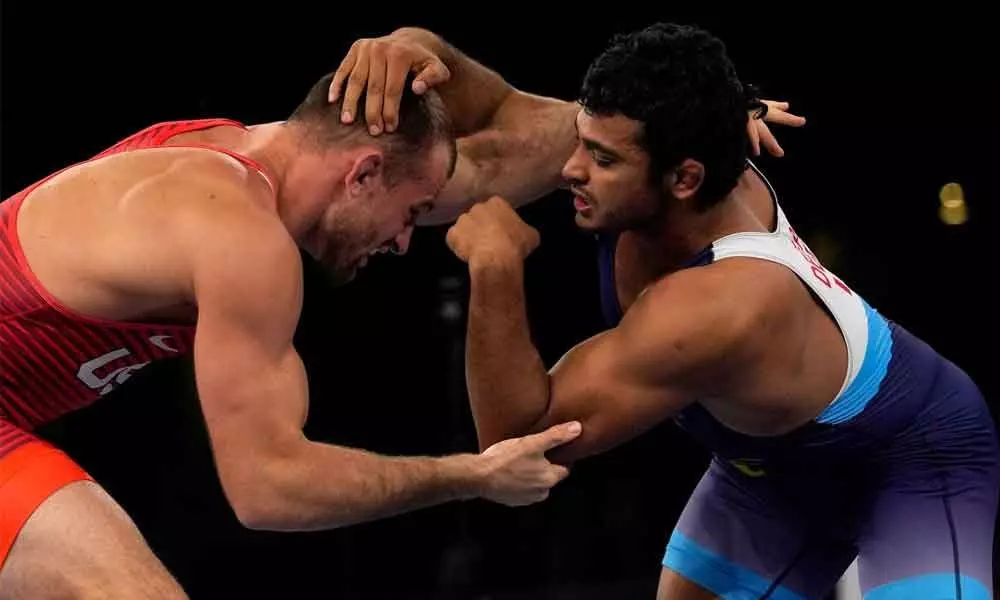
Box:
[938,182,968,226]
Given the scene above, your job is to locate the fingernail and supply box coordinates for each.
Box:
[342,111,352,123]
[413,80,427,94]
[568,422,582,435]
[369,124,381,135]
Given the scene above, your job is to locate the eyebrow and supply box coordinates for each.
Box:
[574,118,622,160]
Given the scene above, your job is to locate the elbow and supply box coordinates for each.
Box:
[475,427,510,454]
[539,416,604,466]
[230,499,282,532]
[216,454,300,532]
[224,478,291,532]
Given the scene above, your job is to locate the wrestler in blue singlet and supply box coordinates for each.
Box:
[597,163,999,600]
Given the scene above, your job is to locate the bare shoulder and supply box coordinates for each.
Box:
[123,151,282,244]
[115,149,302,303]
[617,259,782,383]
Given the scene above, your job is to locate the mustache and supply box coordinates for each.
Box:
[570,187,593,202]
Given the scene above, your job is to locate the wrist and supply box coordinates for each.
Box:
[469,249,524,276]
[390,27,452,63]
[437,453,486,501]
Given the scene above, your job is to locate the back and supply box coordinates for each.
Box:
[0,119,271,430]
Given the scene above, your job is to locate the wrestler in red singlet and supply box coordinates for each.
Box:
[0,50,592,597]
[0,119,273,566]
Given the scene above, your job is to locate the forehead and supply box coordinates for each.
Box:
[576,110,646,158]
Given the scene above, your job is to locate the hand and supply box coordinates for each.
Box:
[446,197,540,266]
[474,421,582,506]
[748,99,807,157]
[328,33,451,135]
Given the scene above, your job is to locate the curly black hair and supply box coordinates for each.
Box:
[579,23,763,210]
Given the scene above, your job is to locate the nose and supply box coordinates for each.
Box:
[390,226,414,256]
[560,145,589,187]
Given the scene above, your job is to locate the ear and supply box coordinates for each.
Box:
[664,159,705,201]
[345,149,385,195]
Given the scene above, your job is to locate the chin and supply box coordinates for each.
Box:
[574,211,607,233]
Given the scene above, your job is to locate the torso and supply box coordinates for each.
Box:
[0,119,275,429]
[18,124,268,325]
[608,165,850,437]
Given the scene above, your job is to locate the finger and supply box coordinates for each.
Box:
[328,41,361,103]
[445,224,461,249]
[757,122,784,157]
[413,60,451,94]
[381,47,411,133]
[341,43,371,124]
[748,119,761,156]
[549,464,570,484]
[365,42,388,134]
[526,421,582,452]
[764,110,807,128]
[763,100,790,111]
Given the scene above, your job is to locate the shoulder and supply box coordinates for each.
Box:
[138,150,288,247]
[124,150,302,299]
[153,148,274,210]
[617,259,784,381]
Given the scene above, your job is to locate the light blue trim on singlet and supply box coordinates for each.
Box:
[815,300,894,424]
[865,573,992,600]
[663,531,810,600]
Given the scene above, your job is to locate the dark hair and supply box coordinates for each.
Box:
[579,23,762,210]
[289,72,455,186]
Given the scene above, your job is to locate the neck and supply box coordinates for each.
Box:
[239,122,345,244]
[628,171,768,274]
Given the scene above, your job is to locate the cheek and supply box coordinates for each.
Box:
[594,174,658,213]
[591,173,628,204]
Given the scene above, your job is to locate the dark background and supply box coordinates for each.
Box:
[2,5,996,599]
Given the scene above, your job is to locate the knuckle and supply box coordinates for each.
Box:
[385,80,404,97]
[347,70,366,86]
[384,43,405,60]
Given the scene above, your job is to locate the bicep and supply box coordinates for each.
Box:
[420,94,579,226]
[538,327,692,462]
[190,220,309,472]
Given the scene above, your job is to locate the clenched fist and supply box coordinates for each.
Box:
[446,197,540,267]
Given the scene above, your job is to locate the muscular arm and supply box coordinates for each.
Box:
[389,27,578,225]
[349,28,800,225]
[426,94,578,225]
[169,167,485,531]
[465,255,750,464]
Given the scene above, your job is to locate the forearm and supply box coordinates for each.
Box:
[465,256,551,449]
[242,440,481,532]
[460,94,578,206]
[391,27,515,137]
[418,95,578,227]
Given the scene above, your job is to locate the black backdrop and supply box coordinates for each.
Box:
[2,5,996,599]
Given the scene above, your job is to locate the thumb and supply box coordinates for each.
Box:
[527,421,582,452]
[413,62,451,94]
